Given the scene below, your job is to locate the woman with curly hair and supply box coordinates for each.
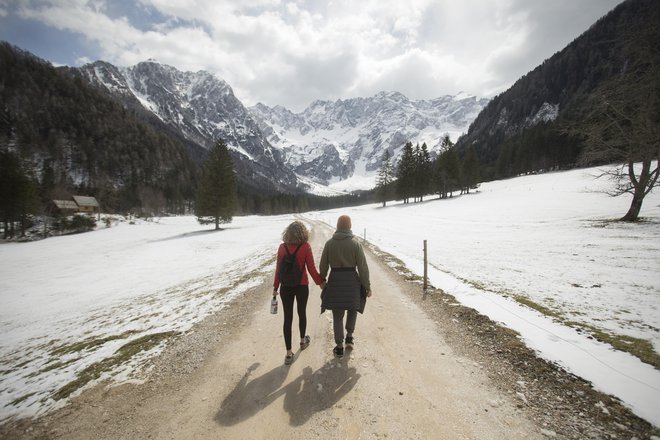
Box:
[273,220,325,365]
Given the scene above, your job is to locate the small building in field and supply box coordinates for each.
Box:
[47,200,79,217]
[72,196,100,217]
[47,196,100,218]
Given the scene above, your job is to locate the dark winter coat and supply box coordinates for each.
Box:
[319,229,370,313]
[321,268,364,312]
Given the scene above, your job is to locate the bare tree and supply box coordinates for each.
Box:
[576,26,659,221]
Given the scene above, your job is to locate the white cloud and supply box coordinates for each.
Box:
[9,0,625,111]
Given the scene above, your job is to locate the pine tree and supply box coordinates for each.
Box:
[376,149,394,207]
[195,139,237,229]
[396,142,415,204]
[0,150,40,238]
[417,142,431,201]
[462,145,480,194]
[440,134,453,152]
[444,148,462,197]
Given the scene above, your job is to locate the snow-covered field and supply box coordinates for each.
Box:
[0,214,292,421]
[1,165,659,427]
[307,166,660,426]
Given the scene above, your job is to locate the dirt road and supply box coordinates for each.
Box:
[3,221,654,439]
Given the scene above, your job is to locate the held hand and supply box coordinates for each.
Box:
[320,281,327,290]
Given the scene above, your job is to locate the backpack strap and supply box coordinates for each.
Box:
[284,243,303,256]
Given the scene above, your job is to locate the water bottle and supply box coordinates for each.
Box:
[270,296,278,314]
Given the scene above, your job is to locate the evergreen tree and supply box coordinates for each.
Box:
[440,134,453,151]
[433,152,448,199]
[462,145,480,194]
[444,148,462,197]
[396,142,415,203]
[416,142,432,201]
[376,149,394,207]
[0,150,40,238]
[195,139,237,229]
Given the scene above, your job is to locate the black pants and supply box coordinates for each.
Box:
[280,285,309,351]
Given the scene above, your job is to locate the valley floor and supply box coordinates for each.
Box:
[2,221,657,439]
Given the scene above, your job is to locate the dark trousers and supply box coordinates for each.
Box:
[332,309,357,346]
[280,285,309,350]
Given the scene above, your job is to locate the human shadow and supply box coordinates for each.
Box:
[215,362,289,426]
[283,358,360,426]
[215,358,360,427]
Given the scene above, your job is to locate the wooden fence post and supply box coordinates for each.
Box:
[423,240,428,292]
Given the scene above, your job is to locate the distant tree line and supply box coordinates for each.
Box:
[375,135,482,207]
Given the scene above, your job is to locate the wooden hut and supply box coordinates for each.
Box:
[73,196,100,217]
[47,200,79,217]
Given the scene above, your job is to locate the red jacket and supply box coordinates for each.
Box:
[273,242,324,289]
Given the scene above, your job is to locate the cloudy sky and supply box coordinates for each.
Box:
[0,0,624,111]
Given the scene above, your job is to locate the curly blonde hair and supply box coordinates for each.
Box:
[282,220,309,245]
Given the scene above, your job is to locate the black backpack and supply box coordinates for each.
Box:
[279,243,303,287]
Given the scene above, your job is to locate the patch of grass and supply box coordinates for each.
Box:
[10,392,37,406]
[565,322,660,370]
[53,331,177,401]
[12,359,32,370]
[28,357,80,378]
[512,295,564,321]
[50,331,140,356]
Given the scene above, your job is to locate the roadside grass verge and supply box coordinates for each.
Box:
[50,331,140,357]
[54,331,177,401]
[565,321,660,370]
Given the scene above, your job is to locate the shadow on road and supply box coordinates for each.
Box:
[215,358,360,426]
[283,359,360,426]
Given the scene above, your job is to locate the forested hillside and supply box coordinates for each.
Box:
[0,42,197,214]
[455,0,659,180]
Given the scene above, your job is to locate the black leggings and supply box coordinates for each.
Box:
[280,285,309,351]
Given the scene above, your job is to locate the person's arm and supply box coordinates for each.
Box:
[304,243,325,285]
[273,244,282,295]
[355,241,370,292]
[319,242,329,279]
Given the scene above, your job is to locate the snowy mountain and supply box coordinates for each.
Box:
[249,92,489,191]
[76,60,487,194]
[76,60,299,192]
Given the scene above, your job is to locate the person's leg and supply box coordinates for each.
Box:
[280,288,295,352]
[295,285,310,340]
[345,310,358,346]
[332,309,345,346]
[346,310,357,336]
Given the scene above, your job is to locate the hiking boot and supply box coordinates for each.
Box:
[333,346,344,358]
[345,336,354,349]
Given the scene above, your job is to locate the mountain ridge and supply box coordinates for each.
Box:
[249,91,488,190]
[74,60,300,193]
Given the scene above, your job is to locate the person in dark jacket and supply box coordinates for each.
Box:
[274,220,325,365]
[319,215,371,358]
